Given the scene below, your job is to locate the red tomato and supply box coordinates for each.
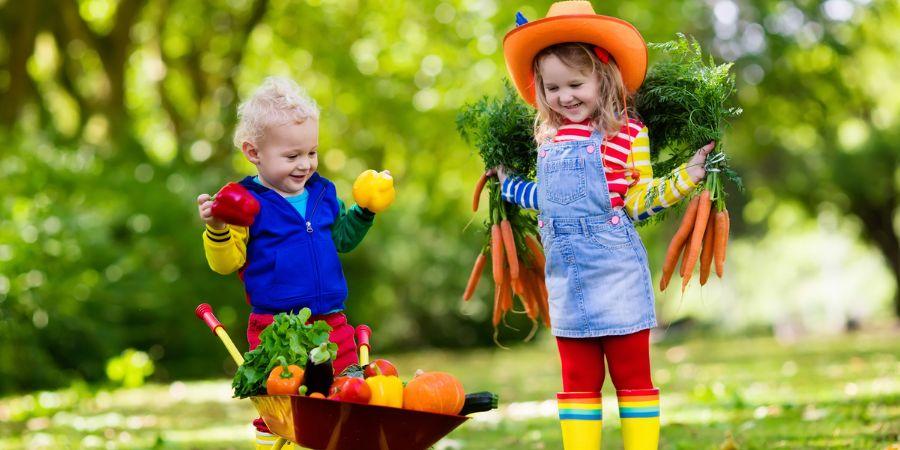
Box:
[328,377,372,404]
[364,359,398,378]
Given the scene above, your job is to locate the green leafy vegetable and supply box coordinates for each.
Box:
[634,33,743,217]
[456,80,537,178]
[232,309,337,399]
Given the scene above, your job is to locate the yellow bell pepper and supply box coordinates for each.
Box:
[352,170,396,213]
[365,374,403,408]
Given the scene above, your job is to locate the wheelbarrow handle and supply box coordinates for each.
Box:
[195,303,223,334]
[195,303,245,366]
[355,325,372,367]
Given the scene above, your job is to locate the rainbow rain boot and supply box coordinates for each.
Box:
[557,392,603,450]
[617,388,660,450]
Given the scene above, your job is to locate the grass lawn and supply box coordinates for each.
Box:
[1,328,897,449]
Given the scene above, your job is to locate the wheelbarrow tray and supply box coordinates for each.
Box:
[252,394,469,450]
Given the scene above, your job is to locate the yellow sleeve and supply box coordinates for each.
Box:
[624,126,698,221]
[202,224,249,274]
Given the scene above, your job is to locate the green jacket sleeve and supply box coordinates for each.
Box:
[332,200,376,253]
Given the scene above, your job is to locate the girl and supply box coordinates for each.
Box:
[496,2,714,449]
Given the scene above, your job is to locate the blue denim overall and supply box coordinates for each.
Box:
[537,130,656,338]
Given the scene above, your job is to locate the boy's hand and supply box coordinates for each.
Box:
[197,194,226,230]
[687,141,716,184]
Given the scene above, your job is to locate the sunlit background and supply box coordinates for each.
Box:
[0,0,897,448]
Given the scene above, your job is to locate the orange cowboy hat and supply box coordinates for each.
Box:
[503,1,648,106]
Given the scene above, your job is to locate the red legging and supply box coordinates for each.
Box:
[556,329,653,392]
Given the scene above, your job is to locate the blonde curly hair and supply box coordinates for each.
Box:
[233,76,319,148]
[532,43,631,144]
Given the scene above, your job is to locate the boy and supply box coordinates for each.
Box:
[196,76,393,448]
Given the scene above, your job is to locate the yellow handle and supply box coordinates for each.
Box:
[359,345,369,367]
[215,326,244,366]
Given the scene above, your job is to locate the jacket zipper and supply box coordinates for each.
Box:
[306,187,327,233]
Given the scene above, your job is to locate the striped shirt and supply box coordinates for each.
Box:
[501,119,697,221]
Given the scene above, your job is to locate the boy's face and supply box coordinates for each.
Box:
[243,119,319,197]
[539,54,600,123]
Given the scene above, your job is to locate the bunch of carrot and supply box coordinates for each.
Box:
[659,162,731,292]
[463,171,550,338]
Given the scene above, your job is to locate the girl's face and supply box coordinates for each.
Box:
[243,119,319,197]
[539,54,600,123]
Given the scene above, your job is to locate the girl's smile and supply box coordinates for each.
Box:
[539,54,601,123]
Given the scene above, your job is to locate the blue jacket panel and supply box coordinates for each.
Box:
[238,173,348,315]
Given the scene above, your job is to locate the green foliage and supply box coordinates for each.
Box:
[0,0,896,396]
[634,33,742,176]
[633,34,744,221]
[456,81,537,178]
[105,349,155,388]
[231,309,336,399]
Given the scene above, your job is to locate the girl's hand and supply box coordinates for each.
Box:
[197,194,226,230]
[686,141,716,183]
[485,166,508,183]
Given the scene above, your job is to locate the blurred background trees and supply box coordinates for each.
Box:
[0,0,896,394]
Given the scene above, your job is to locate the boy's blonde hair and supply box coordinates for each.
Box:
[233,76,319,148]
[532,43,631,144]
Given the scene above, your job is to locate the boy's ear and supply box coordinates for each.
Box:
[241,141,261,165]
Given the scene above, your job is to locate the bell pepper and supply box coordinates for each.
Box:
[266,363,305,395]
[352,170,396,213]
[211,182,260,226]
[365,374,403,408]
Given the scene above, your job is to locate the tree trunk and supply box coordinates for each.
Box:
[851,198,900,318]
[0,0,39,127]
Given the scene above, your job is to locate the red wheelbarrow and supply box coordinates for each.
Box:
[196,304,479,450]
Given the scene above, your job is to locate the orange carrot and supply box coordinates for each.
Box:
[714,209,729,278]
[492,282,503,327]
[490,224,504,284]
[682,189,712,292]
[525,234,546,273]
[532,268,551,327]
[499,219,520,279]
[679,235,691,278]
[517,270,539,321]
[661,196,699,291]
[492,266,507,327]
[500,267,513,312]
[463,253,487,301]
[472,172,489,212]
[699,211,716,285]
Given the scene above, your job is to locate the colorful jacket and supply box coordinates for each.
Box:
[202,174,374,315]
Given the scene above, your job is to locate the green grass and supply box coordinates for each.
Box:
[1,329,898,449]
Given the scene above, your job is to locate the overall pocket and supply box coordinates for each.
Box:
[586,222,631,250]
[544,157,586,205]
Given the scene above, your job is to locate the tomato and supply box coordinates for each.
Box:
[328,377,372,404]
[363,359,398,378]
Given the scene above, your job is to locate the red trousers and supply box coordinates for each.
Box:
[248,311,359,433]
[556,329,653,392]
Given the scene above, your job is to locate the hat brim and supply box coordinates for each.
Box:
[503,14,647,106]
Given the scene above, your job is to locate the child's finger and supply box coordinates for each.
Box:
[197,194,211,205]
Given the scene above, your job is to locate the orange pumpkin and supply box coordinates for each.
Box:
[402,371,465,415]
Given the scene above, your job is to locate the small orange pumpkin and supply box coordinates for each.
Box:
[402,371,465,415]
